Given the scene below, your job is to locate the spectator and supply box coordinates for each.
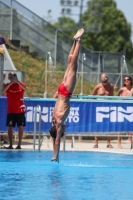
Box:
[117,76,133,148]
[1,71,8,144]
[92,73,114,148]
[2,72,26,149]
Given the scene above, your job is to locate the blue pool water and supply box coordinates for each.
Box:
[0,151,133,200]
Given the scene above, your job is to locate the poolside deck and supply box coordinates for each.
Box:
[1,136,133,154]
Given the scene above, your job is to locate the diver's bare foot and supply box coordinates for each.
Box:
[73,28,84,40]
[118,144,123,149]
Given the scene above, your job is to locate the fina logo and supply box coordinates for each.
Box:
[67,107,79,123]
[26,106,80,123]
[96,107,133,122]
[26,106,53,122]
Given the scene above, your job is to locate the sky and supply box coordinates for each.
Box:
[16,0,133,41]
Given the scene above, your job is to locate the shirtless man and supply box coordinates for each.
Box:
[50,91,66,154]
[50,28,84,162]
[92,73,114,148]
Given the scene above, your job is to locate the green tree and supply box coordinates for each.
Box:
[53,16,78,38]
[82,0,133,59]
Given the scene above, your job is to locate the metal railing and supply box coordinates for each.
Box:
[33,105,41,151]
[33,105,50,151]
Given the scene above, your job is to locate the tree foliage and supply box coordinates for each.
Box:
[82,0,133,59]
[53,0,133,60]
[53,16,78,38]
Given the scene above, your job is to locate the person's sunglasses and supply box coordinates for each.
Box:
[101,78,108,81]
[124,78,130,81]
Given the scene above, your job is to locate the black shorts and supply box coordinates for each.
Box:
[6,113,26,127]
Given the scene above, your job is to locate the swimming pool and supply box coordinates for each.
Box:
[0,151,133,200]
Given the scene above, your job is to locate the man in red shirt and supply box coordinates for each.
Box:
[2,72,26,149]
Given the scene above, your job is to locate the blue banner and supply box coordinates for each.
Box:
[0,97,133,134]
